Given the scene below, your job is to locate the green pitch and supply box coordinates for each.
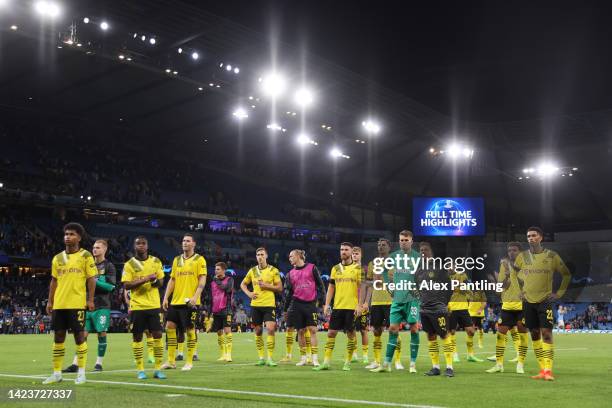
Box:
[0,332,609,408]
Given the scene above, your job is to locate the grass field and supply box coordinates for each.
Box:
[0,331,610,408]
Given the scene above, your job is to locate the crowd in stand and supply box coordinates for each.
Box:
[564,303,612,330]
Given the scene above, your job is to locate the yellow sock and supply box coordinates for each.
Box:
[146,336,154,360]
[450,334,457,354]
[478,329,484,346]
[167,328,177,364]
[362,342,369,357]
[393,335,402,363]
[466,334,474,356]
[255,334,265,359]
[345,337,357,363]
[542,342,554,371]
[305,330,312,356]
[52,342,65,372]
[266,334,275,360]
[324,336,336,363]
[76,342,88,369]
[373,335,382,364]
[442,336,453,368]
[510,327,520,354]
[186,328,196,364]
[300,346,307,356]
[153,337,163,370]
[177,341,185,355]
[518,332,529,363]
[286,329,295,356]
[225,333,233,357]
[132,341,144,371]
[217,333,225,356]
[311,344,318,357]
[495,332,506,365]
[428,339,440,367]
[532,339,544,370]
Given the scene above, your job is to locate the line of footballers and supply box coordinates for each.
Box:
[42,223,570,384]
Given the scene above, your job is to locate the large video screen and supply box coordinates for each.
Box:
[413,197,485,236]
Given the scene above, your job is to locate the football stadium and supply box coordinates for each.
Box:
[1,1,611,407]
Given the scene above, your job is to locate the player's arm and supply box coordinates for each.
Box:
[260,269,282,293]
[189,274,207,306]
[86,276,96,310]
[240,272,257,299]
[162,277,175,310]
[551,254,572,300]
[96,262,117,292]
[47,277,57,315]
[323,282,334,316]
[361,263,373,309]
[281,272,293,312]
[122,263,154,290]
[85,253,98,310]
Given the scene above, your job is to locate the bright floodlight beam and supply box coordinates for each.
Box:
[297,133,316,146]
[232,107,248,120]
[294,88,314,108]
[149,37,156,45]
[83,17,90,24]
[35,1,61,18]
[259,72,287,98]
[536,162,559,177]
[362,120,381,134]
[191,51,199,60]
[100,21,109,30]
[330,148,342,158]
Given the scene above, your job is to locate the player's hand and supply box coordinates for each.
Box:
[87,300,95,311]
[547,293,560,302]
[148,273,157,282]
[354,304,362,317]
[361,303,369,313]
[257,280,266,289]
[188,295,199,307]
[324,305,331,317]
[250,292,258,300]
[162,299,169,311]
[46,303,53,315]
[283,312,288,322]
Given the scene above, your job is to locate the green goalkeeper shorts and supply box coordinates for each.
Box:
[389,300,420,325]
[85,309,111,333]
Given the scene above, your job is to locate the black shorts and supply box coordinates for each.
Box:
[212,313,233,332]
[421,312,449,338]
[130,308,163,334]
[354,311,369,331]
[449,309,473,330]
[329,309,355,332]
[251,306,276,326]
[370,305,391,328]
[471,316,483,328]
[499,309,525,328]
[523,301,553,330]
[287,301,318,329]
[166,305,198,330]
[52,309,86,332]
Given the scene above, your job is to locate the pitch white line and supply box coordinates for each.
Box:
[0,373,446,408]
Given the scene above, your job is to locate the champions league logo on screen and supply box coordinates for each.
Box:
[413,197,485,236]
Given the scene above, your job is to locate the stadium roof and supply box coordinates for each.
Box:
[1,0,611,230]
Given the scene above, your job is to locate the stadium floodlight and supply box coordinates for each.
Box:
[83,17,90,24]
[536,162,559,177]
[294,88,314,108]
[100,21,109,30]
[149,37,156,45]
[226,64,232,71]
[232,107,248,120]
[330,148,342,158]
[0,182,3,188]
[165,68,171,73]
[362,120,381,135]
[234,67,240,74]
[177,47,183,54]
[10,25,18,30]
[34,1,61,18]
[267,123,283,131]
[259,72,287,98]
[191,51,199,60]
[141,35,146,42]
[118,54,125,60]
[297,133,317,146]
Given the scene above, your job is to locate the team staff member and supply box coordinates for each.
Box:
[208,262,234,362]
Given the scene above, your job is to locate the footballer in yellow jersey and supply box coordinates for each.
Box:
[351,246,370,364]
[240,247,282,366]
[513,226,571,381]
[486,242,529,374]
[468,290,486,349]
[448,269,482,362]
[161,233,207,370]
[314,242,363,371]
[43,223,97,386]
[366,238,394,369]
[122,236,166,380]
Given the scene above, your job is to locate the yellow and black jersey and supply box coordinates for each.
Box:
[514,249,571,303]
[51,249,97,309]
[170,253,207,305]
[330,262,361,310]
[243,264,281,308]
[121,256,164,310]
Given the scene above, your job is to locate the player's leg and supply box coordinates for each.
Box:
[182,310,198,370]
[176,328,185,360]
[360,325,369,364]
[524,302,546,379]
[72,310,88,384]
[264,314,278,366]
[162,307,179,369]
[424,332,441,376]
[296,328,308,365]
[281,325,296,362]
[314,311,339,371]
[131,314,147,379]
[254,323,266,364]
[224,320,233,362]
[307,325,319,366]
[474,317,484,348]
[539,302,555,381]
[216,328,226,360]
[516,316,529,373]
[43,311,67,384]
[448,311,459,362]
[465,315,483,362]
[486,319,509,373]
[344,327,357,371]
[151,324,166,379]
[94,309,110,370]
[407,300,420,372]
[508,326,520,361]
[305,325,313,363]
